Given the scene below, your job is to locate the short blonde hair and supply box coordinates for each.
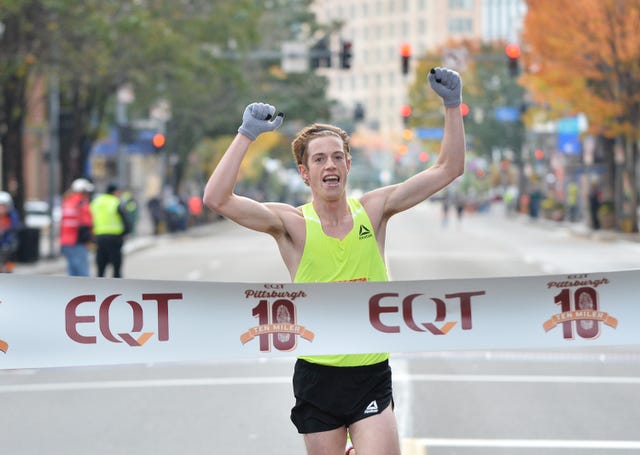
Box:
[291,123,351,166]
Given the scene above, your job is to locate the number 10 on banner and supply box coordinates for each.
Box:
[251,299,298,352]
[551,287,618,340]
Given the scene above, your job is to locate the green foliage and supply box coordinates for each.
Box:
[0,0,332,198]
[408,40,526,159]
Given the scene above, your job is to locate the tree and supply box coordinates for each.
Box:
[1,0,332,211]
[521,0,640,232]
[407,39,526,194]
[0,1,50,215]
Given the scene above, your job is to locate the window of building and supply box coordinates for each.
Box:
[449,17,473,33]
[449,0,474,8]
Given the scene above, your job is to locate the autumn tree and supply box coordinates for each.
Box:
[522,0,640,232]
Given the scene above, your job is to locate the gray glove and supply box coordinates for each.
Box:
[428,67,462,108]
[238,102,285,140]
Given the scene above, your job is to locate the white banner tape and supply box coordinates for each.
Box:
[1,270,638,369]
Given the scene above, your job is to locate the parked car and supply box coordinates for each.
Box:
[24,200,61,229]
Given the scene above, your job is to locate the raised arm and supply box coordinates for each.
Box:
[203,103,286,234]
[363,68,466,220]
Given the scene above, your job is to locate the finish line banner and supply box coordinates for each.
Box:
[1,270,638,369]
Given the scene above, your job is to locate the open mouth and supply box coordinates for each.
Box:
[323,175,340,185]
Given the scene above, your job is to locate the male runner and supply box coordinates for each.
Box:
[203,67,465,455]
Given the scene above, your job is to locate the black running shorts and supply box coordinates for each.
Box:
[290,358,393,434]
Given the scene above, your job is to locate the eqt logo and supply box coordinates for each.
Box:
[369,291,486,334]
[65,293,183,346]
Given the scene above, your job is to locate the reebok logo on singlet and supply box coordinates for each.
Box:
[364,400,379,414]
[358,224,372,240]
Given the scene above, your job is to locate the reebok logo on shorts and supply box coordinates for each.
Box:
[364,400,379,415]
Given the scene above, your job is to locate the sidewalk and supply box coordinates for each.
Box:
[502,206,640,244]
[12,209,160,276]
[11,211,222,276]
[12,234,158,276]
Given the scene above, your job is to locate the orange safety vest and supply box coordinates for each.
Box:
[59,193,93,246]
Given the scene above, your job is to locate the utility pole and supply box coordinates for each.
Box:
[47,14,60,259]
[116,84,134,189]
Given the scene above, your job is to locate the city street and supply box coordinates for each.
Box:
[2,201,640,454]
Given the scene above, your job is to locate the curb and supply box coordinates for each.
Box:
[12,236,158,276]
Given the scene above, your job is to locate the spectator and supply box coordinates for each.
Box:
[188,194,204,226]
[90,183,131,278]
[566,181,579,222]
[147,195,164,235]
[59,178,94,276]
[0,191,21,273]
[164,195,188,232]
[588,182,601,230]
[455,192,465,222]
[528,185,543,220]
[121,190,139,235]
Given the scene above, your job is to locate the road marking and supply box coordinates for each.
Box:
[392,359,413,440]
[392,373,640,384]
[408,438,640,449]
[0,376,291,393]
[187,269,202,280]
[1,372,638,393]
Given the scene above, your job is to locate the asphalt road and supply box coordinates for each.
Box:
[2,201,640,454]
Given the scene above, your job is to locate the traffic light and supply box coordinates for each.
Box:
[310,37,331,69]
[354,103,365,122]
[400,43,411,75]
[400,104,411,127]
[152,132,166,152]
[505,43,521,77]
[340,41,353,69]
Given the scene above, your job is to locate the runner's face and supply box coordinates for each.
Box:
[299,136,350,199]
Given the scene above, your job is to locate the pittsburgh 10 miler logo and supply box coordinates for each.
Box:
[240,285,315,352]
[543,275,618,340]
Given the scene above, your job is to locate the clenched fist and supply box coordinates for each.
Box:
[428,68,462,108]
[238,102,285,141]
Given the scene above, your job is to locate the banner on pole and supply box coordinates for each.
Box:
[0,270,638,369]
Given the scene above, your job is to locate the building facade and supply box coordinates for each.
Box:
[311,0,525,137]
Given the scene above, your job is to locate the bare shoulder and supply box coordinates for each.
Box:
[264,201,306,239]
[359,185,397,226]
[360,185,394,232]
[264,202,307,276]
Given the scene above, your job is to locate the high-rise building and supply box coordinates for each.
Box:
[311,0,525,138]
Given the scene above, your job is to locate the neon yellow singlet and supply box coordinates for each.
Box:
[295,198,389,367]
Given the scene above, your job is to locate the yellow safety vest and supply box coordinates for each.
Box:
[91,194,125,235]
